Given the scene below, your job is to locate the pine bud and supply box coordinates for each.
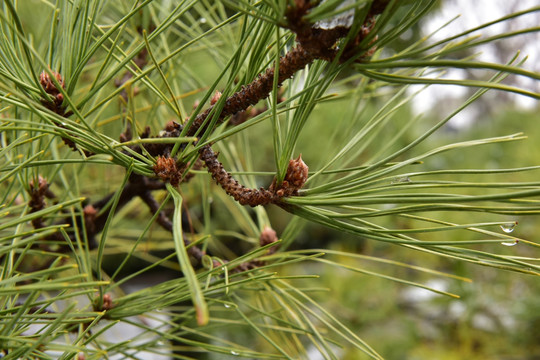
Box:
[284,154,308,190]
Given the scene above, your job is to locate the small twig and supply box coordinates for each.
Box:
[199,145,277,207]
[138,190,173,232]
[186,45,314,137]
[199,145,309,207]
[229,90,285,127]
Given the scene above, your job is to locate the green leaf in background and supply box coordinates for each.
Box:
[167,183,209,326]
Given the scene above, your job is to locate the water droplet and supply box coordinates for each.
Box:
[501,240,519,247]
[199,17,207,24]
[391,176,411,184]
[230,351,239,356]
[156,340,165,346]
[224,303,231,308]
[500,222,517,233]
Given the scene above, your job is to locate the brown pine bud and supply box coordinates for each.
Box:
[210,90,222,105]
[29,175,49,195]
[269,154,309,198]
[39,70,66,112]
[39,70,64,93]
[260,226,278,247]
[154,156,181,186]
[284,154,308,189]
[102,293,114,310]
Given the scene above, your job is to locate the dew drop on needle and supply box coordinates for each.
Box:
[500,222,517,233]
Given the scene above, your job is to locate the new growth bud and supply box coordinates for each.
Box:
[284,154,309,189]
[39,70,65,107]
[272,154,309,197]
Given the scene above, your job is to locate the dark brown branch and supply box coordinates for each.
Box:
[199,145,278,207]
[228,90,285,127]
[186,45,314,137]
[198,145,309,207]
